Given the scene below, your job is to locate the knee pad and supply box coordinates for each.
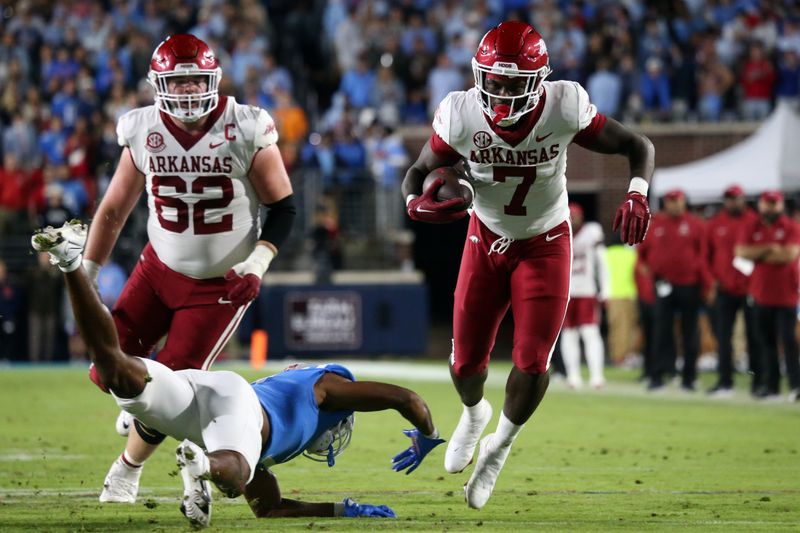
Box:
[134,419,167,445]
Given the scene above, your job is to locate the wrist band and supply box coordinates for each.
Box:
[406,194,419,207]
[628,177,649,196]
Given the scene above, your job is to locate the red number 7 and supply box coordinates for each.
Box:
[492,167,537,216]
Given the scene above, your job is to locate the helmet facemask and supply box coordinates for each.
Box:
[148,65,221,122]
[302,414,354,467]
[472,58,550,127]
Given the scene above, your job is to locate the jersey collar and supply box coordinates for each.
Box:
[160,95,229,152]
[483,89,547,148]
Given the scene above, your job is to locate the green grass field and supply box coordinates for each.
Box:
[0,361,798,532]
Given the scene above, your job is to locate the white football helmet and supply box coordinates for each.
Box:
[303,415,355,467]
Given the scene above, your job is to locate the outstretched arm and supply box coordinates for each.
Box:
[577,117,655,245]
[245,467,395,518]
[316,373,436,435]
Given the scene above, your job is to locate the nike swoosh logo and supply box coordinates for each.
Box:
[627,199,633,209]
[416,207,436,213]
[218,297,233,304]
[535,132,553,142]
[545,232,563,242]
[209,141,224,149]
[121,421,130,429]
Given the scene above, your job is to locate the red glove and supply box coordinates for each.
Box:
[224,270,261,307]
[407,178,468,224]
[222,246,274,307]
[613,192,650,245]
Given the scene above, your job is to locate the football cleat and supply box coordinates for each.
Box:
[116,410,133,437]
[99,457,141,503]
[177,440,212,528]
[464,433,512,509]
[31,220,87,272]
[444,398,492,474]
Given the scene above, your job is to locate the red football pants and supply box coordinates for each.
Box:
[111,243,249,370]
[452,216,572,377]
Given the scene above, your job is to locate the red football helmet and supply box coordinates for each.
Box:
[472,21,551,126]
[148,34,221,122]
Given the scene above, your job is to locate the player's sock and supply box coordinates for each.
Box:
[581,324,606,388]
[494,412,523,447]
[121,451,143,469]
[560,328,583,388]
[99,455,142,503]
[444,398,492,473]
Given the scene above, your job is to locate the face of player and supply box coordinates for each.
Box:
[485,76,528,111]
[167,75,209,110]
[664,196,686,216]
[758,198,783,222]
[723,196,745,215]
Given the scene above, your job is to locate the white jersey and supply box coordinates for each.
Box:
[118,96,278,278]
[570,221,609,299]
[433,81,597,240]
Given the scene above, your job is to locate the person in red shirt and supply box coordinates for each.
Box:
[735,191,800,400]
[706,185,760,396]
[740,43,776,120]
[638,189,710,391]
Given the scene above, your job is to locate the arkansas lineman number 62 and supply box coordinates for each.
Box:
[492,166,537,216]
[152,175,234,234]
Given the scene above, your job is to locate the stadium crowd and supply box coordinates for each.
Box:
[2,0,800,383]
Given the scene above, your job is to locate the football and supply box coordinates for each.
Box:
[422,167,473,210]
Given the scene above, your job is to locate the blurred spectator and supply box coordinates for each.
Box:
[310,196,343,284]
[371,66,406,127]
[639,57,671,120]
[736,192,800,400]
[775,50,800,109]
[0,154,28,233]
[300,130,337,186]
[586,58,622,117]
[271,87,309,169]
[338,54,376,110]
[26,252,62,362]
[365,122,408,238]
[697,46,734,121]
[401,12,437,56]
[3,113,39,170]
[706,186,759,396]
[427,54,464,118]
[0,260,23,361]
[638,190,709,391]
[634,252,656,380]
[333,125,367,186]
[739,43,776,120]
[38,116,67,165]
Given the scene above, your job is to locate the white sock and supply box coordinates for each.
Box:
[580,324,605,383]
[494,412,523,447]
[464,398,489,418]
[560,328,582,385]
[119,452,143,475]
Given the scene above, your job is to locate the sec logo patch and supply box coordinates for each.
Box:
[473,131,492,149]
[146,132,166,153]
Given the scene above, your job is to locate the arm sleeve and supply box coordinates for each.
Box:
[429,132,462,166]
[432,93,456,146]
[116,112,132,147]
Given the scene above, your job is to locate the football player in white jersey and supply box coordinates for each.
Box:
[401,21,654,509]
[560,203,609,390]
[81,35,296,504]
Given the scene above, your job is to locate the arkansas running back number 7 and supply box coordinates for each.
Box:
[492,167,537,216]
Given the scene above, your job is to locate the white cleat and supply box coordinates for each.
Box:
[444,399,492,474]
[116,410,133,437]
[464,433,512,510]
[99,457,141,503]
[31,220,88,271]
[176,440,212,528]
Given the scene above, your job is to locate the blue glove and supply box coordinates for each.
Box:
[342,497,396,518]
[391,429,445,475]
